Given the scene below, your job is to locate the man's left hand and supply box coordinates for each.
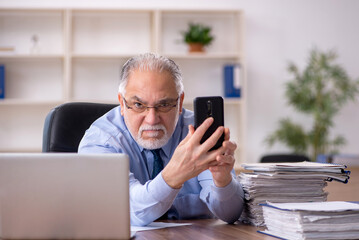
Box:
[209,128,237,188]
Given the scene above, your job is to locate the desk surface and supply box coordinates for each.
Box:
[134,219,276,240]
[326,166,359,201]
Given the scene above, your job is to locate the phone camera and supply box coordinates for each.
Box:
[206,100,213,117]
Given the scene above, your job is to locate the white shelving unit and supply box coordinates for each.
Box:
[0,8,246,167]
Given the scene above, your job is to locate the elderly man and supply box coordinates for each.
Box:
[78,53,244,226]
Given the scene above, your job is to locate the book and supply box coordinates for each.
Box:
[259,201,359,240]
[224,64,241,98]
[0,64,4,99]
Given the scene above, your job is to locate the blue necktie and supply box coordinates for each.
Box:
[151,149,164,179]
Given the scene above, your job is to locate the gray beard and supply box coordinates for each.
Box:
[124,107,180,150]
[136,124,170,150]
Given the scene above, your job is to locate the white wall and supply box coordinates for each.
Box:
[242,0,359,162]
[1,0,359,162]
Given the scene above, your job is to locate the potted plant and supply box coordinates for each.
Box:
[182,23,214,53]
[265,48,359,161]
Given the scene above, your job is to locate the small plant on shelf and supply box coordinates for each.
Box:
[182,23,214,53]
[265,47,359,161]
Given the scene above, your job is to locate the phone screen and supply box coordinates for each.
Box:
[194,96,224,151]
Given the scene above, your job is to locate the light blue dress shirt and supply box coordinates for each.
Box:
[78,106,244,226]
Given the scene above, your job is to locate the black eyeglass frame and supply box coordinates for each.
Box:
[122,97,180,113]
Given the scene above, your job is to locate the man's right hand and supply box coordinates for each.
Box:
[161,117,225,189]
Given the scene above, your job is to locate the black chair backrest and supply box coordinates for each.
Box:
[260,154,310,163]
[42,102,118,152]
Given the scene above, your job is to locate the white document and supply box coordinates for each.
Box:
[242,161,347,173]
[266,201,359,212]
[131,222,192,232]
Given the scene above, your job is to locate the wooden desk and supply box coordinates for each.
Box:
[134,219,276,240]
[326,166,359,201]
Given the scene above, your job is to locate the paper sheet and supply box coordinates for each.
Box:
[131,222,192,232]
[266,201,359,212]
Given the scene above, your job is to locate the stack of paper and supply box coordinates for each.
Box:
[237,161,350,226]
[259,201,359,240]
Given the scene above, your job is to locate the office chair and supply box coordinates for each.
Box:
[260,154,310,163]
[42,102,118,152]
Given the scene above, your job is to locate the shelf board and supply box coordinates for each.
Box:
[68,99,120,105]
[70,53,241,60]
[0,147,42,153]
[0,54,64,60]
[183,98,242,106]
[164,52,241,60]
[0,99,63,106]
[160,9,243,14]
[59,99,237,106]
[0,99,119,106]
[224,98,242,105]
[71,53,138,59]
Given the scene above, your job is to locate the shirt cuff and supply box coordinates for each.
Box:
[211,176,244,202]
[148,172,180,203]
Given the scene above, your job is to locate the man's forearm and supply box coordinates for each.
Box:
[129,172,180,226]
[201,175,244,223]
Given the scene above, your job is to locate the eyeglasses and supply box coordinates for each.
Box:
[123,97,179,113]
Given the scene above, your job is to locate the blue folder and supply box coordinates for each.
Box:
[224,64,241,98]
[0,65,4,99]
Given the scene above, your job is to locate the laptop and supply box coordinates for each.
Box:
[0,153,131,239]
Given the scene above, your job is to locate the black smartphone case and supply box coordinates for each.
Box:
[194,96,225,151]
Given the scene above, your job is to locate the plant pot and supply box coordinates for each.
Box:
[188,43,205,53]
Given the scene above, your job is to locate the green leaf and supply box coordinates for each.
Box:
[182,23,214,46]
[265,118,309,154]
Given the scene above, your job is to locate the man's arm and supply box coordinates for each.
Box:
[199,170,244,223]
[206,127,244,222]
[129,173,180,226]
[78,128,179,226]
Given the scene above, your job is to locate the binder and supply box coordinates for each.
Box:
[224,64,241,98]
[0,65,4,99]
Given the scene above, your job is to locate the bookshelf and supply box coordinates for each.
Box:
[0,8,246,167]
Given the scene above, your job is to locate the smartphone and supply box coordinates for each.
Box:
[194,96,225,151]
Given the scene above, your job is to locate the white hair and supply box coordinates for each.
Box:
[118,53,184,95]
